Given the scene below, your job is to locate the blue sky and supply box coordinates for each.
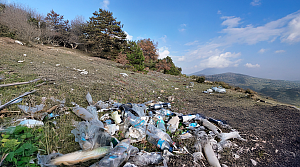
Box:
[3,0,300,81]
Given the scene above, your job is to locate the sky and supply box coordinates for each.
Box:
[2,0,300,81]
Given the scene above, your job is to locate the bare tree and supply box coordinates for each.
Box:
[69,15,85,49]
[0,3,39,42]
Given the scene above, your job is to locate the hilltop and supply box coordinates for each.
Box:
[201,72,300,107]
[0,38,300,166]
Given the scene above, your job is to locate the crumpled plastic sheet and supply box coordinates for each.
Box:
[126,126,146,142]
[127,150,164,166]
[131,104,147,117]
[37,152,63,167]
[71,120,108,150]
[18,104,45,114]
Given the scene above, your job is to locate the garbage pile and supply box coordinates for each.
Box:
[7,92,246,167]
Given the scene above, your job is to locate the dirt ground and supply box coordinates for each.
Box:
[1,38,300,167]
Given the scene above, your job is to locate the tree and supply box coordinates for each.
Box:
[45,10,70,46]
[82,9,127,59]
[69,15,86,49]
[156,56,182,75]
[126,41,145,71]
[137,38,159,63]
[0,3,39,42]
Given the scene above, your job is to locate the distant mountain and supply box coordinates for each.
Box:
[190,68,220,76]
[202,72,300,107]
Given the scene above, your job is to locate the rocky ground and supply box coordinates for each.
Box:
[0,37,299,167]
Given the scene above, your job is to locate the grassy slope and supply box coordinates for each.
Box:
[205,72,300,107]
[2,37,297,166]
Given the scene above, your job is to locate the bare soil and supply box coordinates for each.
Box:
[1,38,299,167]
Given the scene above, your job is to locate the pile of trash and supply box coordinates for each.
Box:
[2,92,246,167]
[203,86,226,94]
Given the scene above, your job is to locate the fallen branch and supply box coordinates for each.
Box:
[0,78,41,88]
[0,109,20,114]
[0,153,8,166]
[0,90,36,111]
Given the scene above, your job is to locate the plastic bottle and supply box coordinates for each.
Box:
[146,131,173,152]
[126,111,146,129]
[156,116,166,132]
[72,105,94,121]
[91,139,132,167]
[147,124,177,149]
[150,103,171,110]
[178,114,196,122]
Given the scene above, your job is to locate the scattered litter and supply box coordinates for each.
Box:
[179,132,193,139]
[23,54,27,56]
[51,146,111,165]
[18,60,24,63]
[250,159,258,166]
[18,119,44,128]
[56,64,60,67]
[120,73,128,77]
[15,40,23,45]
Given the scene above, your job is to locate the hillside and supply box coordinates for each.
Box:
[203,72,300,107]
[0,38,300,166]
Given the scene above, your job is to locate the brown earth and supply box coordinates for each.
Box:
[0,38,299,167]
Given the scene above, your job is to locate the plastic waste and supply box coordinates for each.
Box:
[72,105,95,121]
[150,103,171,110]
[19,119,44,128]
[127,126,146,142]
[179,114,196,122]
[37,152,63,167]
[167,116,179,133]
[147,124,177,149]
[51,146,111,165]
[71,120,107,150]
[104,124,119,135]
[111,110,122,124]
[156,116,166,132]
[129,150,164,166]
[126,111,146,129]
[179,132,193,139]
[202,119,222,135]
[146,131,173,152]
[86,92,93,105]
[155,108,173,116]
[95,100,109,109]
[91,139,139,167]
[211,86,226,93]
[132,103,147,117]
[18,104,45,114]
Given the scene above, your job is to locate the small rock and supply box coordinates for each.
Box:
[232,154,240,160]
[275,149,278,153]
[56,64,60,66]
[23,54,26,56]
[18,60,24,63]
[160,90,164,93]
[250,159,257,166]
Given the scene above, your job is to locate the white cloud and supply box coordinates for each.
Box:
[179,24,187,32]
[181,24,186,27]
[281,15,300,43]
[160,35,167,43]
[250,0,261,6]
[275,50,286,53]
[199,51,242,69]
[102,0,110,9]
[178,56,185,62]
[258,48,266,53]
[184,40,199,46]
[245,63,260,68]
[158,46,170,59]
[221,16,242,28]
[217,10,222,15]
[124,31,132,40]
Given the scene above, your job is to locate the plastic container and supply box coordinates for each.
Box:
[111,110,122,124]
[72,106,94,121]
[146,131,173,152]
[126,112,146,129]
[91,139,138,167]
[130,151,164,166]
[156,116,166,132]
[147,124,177,149]
[167,116,179,133]
[179,114,196,122]
[150,103,171,110]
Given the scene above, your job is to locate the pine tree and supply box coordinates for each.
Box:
[82,9,127,59]
[126,41,145,71]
